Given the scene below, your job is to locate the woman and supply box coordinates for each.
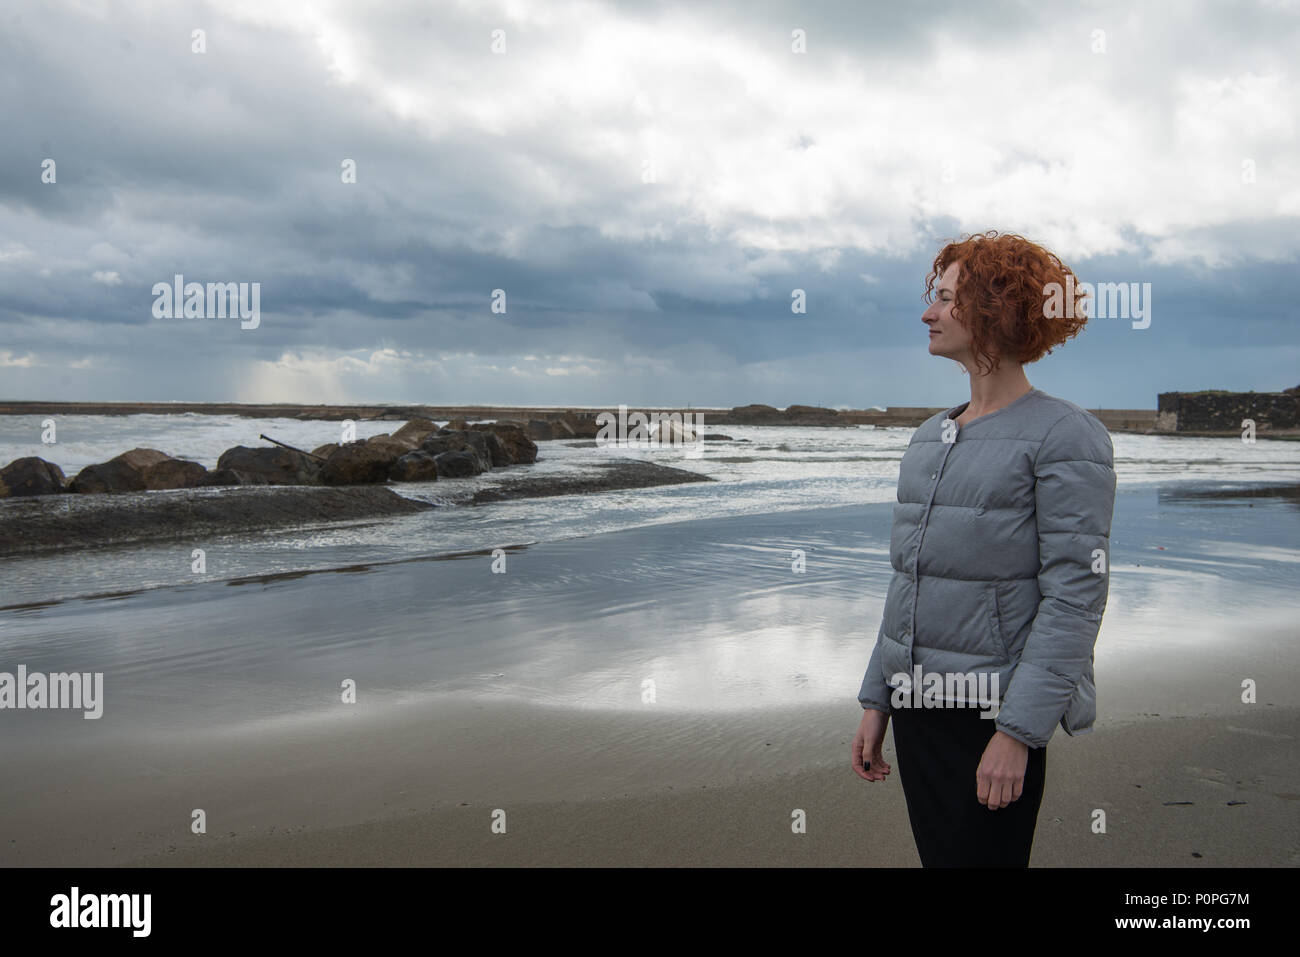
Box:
[852,230,1117,867]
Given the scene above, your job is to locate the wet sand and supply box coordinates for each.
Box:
[1,696,1294,868]
[134,704,1299,868]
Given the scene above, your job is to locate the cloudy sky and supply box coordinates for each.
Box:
[2,0,1297,410]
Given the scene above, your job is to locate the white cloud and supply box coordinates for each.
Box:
[234,348,446,402]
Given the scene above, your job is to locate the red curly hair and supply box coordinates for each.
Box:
[924,230,1088,375]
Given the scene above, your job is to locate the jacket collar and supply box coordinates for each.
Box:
[945,387,1040,426]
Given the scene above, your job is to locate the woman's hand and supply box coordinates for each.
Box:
[976,730,1029,809]
[852,709,892,781]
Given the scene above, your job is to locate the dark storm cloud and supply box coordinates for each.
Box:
[0,0,1296,406]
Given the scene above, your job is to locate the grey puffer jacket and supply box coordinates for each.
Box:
[858,387,1116,748]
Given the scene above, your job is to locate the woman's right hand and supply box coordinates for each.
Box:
[852,708,892,781]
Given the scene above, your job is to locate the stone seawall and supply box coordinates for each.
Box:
[1156,390,1300,435]
[0,401,1156,432]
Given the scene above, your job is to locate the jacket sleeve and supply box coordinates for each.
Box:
[858,623,893,713]
[994,410,1116,748]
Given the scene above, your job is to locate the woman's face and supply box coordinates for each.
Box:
[924,260,974,362]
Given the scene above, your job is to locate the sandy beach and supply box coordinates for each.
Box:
[11,699,1295,868]
[5,696,1296,868]
[2,488,1298,867]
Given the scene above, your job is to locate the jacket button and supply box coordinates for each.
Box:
[930,471,938,480]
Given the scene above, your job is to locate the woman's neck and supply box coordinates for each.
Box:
[961,365,1033,419]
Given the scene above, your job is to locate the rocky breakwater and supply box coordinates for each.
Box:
[0,417,717,557]
[0,419,541,556]
[525,412,602,441]
[523,410,738,443]
[716,404,848,427]
[306,418,540,484]
[522,405,850,437]
[0,419,542,500]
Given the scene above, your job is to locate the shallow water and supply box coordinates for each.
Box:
[4,414,1300,607]
[1,486,1297,754]
[3,414,1299,744]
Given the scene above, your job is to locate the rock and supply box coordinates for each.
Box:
[703,433,734,440]
[392,418,439,446]
[197,468,270,487]
[469,459,714,504]
[389,451,439,482]
[117,448,173,470]
[431,450,484,478]
[419,430,493,472]
[366,433,418,454]
[462,431,495,470]
[653,418,698,444]
[784,404,842,424]
[143,458,209,489]
[527,419,555,441]
[470,423,538,464]
[70,448,177,493]
[311,443,339,459]
[69,464,125,494]
[484,431,509,467]
[724,404,782,424]
[558,412,599,438]
[452,427,510,466]
[720,403,842,426]
[550,418,576,438]
[1,485,436,557]
[445,418,470,431]
[319,441,400,485]
[216,446,321,485]
[0,457,67,497]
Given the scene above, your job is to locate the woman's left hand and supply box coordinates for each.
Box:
[976,730,1029,809]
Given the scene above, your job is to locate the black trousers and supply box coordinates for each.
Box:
[889,704,1047,867]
